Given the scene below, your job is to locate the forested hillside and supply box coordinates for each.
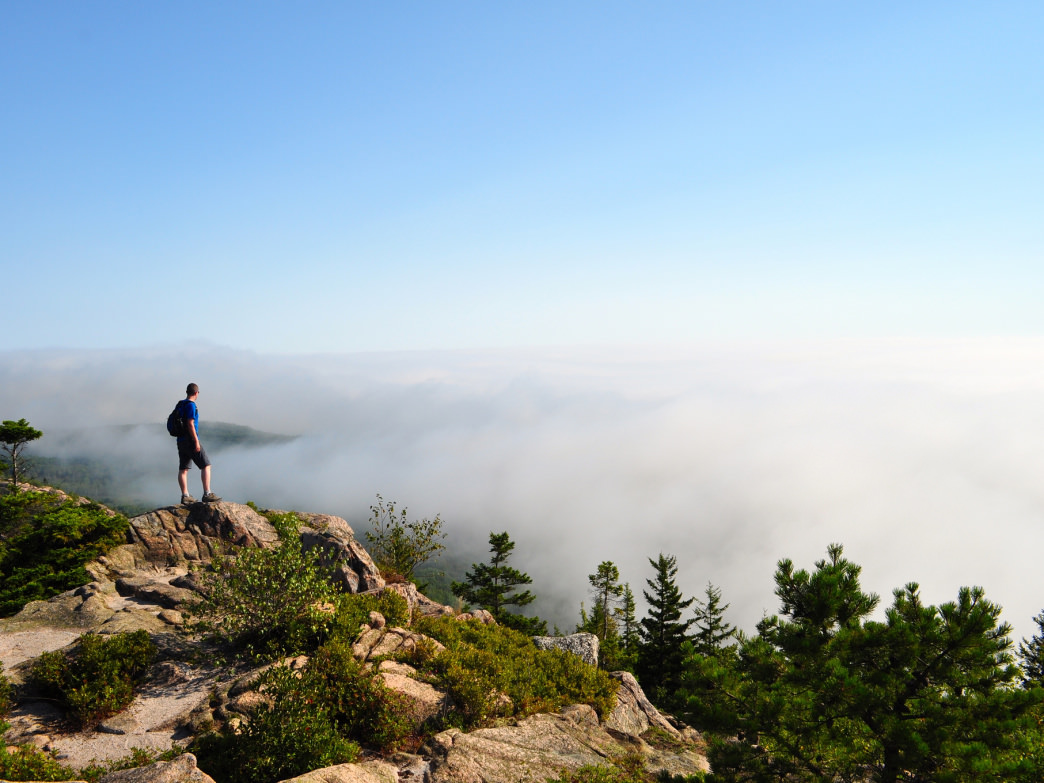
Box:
[30,423,295,515]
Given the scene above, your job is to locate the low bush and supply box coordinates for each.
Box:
[546,754,706,783]
[0,661,12,717]
[30,630,157,729]
[193,664,359,783]
[546,755,647,783]
[0,660,75,781]
[305,638,414,749]
[193,636,416,783]
[0,490,128,616]
[406,616,618,728]
[0,734,74,782]
[329,589,411,642]
[187,511,338,660]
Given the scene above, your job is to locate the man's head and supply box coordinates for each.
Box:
[186,383,199,398]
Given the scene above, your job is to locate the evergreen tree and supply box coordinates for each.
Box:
[1020,610,1044,687]
[452,531,546,634]
[636,553,693,709]
[588,561,624,640]
[0,419,42,486]
[681,543,1043,782]
[577,561,626,670]
[576,600,619,664]
[691,582,736,656]
[619,583,639,672]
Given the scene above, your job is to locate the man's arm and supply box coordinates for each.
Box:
[186,417,200,452]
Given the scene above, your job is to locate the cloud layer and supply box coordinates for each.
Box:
[3,340,1044,640]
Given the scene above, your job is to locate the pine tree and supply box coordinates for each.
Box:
[588,561,624,640]
[452,531,546,634]
[578,561,626,670]
[691,582,736,656]
[682,543,1043,782]
[619,583,639,672]
[1019,610,1044,687]
[637,553,693,709]
[0,419,43,486]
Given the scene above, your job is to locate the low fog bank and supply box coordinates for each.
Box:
[4,341,1044,641]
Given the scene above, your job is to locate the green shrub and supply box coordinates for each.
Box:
[187,511,338,660]
[407,616,618,728]
[364,494,446,585]
[193,637,414,782]
[30,630,157,729]
[329,589,411,642]
[545,754,706,783]
[0,491,128,616]
[192,664,359,783]
[0,729,75,782]
[305,638,413,750]
[0,662,12,718]
[546,754,651,783]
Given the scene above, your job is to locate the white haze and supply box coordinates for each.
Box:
[3,340,1044,641]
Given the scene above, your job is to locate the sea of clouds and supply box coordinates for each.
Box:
[3,340,1044,641]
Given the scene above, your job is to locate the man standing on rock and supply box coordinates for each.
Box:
[177,383,221,505]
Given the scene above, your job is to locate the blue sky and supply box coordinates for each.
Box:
[5,5,1044,635]
[4,2,1042,352]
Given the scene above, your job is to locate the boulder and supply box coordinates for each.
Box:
[387,754,430,783]
[426,704,709,783]
[532,633,599,667]
[604,671,682,738]
[158,609,183,625]
[382,582,455,621]
[88,544,141,580]
[11,581,118,628]
[268,510,385,594]
[377,661,453,726]
[100,504,383,597]
[115,576,195,609]
[277,759,400,783]
[97,607,170,635]
[426,708,635,783]
[125,503,280,565]
[456,609,495,624]
[97,752,216,782]
[352,626,444,663]
[215,656,310,721]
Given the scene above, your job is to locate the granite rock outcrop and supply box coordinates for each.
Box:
[0,499,708,783]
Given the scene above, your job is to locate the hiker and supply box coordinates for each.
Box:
[176,383,221,505]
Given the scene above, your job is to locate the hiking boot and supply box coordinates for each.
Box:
[181,494,197,505]
[202,492,222,503]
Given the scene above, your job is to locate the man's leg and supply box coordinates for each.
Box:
[178,469,189,495]
[201,465,212,495]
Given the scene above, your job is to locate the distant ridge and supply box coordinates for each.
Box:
[30,423,298,515]
[110,421,297,450]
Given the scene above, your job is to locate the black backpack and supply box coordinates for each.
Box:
[166,400,188,437]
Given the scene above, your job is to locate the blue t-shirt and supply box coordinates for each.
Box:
[177,400,199,443]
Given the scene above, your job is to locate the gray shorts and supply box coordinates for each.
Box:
[178,441,212,471]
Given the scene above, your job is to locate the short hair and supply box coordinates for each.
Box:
[186,383,199,396]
